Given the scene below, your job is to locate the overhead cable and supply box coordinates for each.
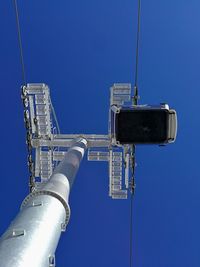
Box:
[133,0,141,105]
[130,0,141,266]
[13,1,61,134]
[13,0,26,85]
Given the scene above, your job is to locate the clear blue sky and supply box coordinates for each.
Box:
[0,1,199,266]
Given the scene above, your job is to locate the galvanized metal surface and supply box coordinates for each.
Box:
[32,137,110,149]
[0,138,87,267]
[0,195,65,267]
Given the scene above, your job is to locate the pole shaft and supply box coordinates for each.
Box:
[0,138,87,267]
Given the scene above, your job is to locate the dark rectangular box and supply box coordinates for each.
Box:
[115,108,170,144]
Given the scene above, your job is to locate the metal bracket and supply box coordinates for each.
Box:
[49,255,56,267]
[4,229,25,240]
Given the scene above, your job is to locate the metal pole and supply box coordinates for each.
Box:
[0,138,87,267]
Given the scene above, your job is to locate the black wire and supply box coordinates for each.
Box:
[129,144,136,267]
[13,0,26,85]
[129,192,134,267]
[134,0,141,89]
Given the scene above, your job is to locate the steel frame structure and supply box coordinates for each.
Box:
[21,83,138,199]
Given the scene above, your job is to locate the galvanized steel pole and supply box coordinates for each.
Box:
[0,138,87,267]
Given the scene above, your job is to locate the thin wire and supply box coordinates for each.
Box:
[129,193,134,267]
[134,0,141,89]
[129,17,141,267]
[129,145,136,267]
[13,0,26,85]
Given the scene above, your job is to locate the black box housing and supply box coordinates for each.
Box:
[114,108,170,144]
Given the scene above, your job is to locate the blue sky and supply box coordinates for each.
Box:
[0,0,200,266]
